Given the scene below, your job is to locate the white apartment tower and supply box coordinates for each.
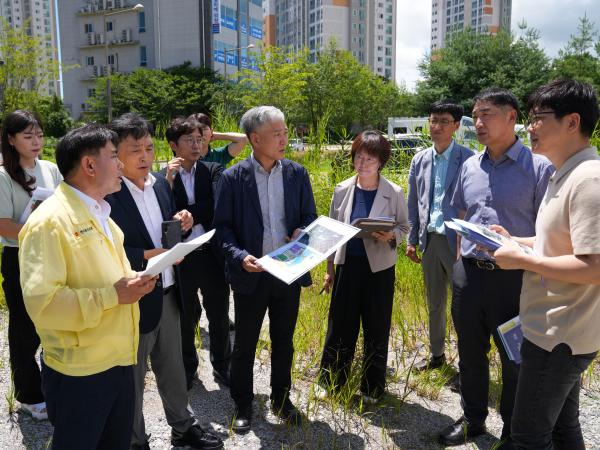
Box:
[431,0,512,51]
[59,0,262,119]
[0,0,59,96]
[264,0,396,80]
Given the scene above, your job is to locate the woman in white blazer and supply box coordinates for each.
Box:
[316,130,409,402]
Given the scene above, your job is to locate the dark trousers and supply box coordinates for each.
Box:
[179,246,231,381]
[1,246,44,404]
[319,256,395,398]
[451,257,522,429]
[511,339,597,450]
[230,273,300,408]
[42,360,134,450]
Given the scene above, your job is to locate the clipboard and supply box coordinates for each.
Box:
[350,217,396,238]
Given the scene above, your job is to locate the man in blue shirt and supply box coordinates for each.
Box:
[438,88,553,448]
[407,100,474,374]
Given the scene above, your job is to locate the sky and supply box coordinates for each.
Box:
[395,0,600,91]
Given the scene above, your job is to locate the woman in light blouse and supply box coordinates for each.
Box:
[316,130,409,402]
[0,111,62,420]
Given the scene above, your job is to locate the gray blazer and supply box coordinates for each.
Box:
[329,174,409,272]
[407,142,474,254]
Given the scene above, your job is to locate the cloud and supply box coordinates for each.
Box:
[395,0,600,91]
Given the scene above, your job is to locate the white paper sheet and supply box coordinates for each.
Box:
[140,229,215,276]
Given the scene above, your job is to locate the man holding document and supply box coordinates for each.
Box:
[106,113,223,450]
[213,106,317,432]
[492,79,600,450]
[438,88,553,447]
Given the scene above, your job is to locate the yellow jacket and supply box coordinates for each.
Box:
[19,182,139,376]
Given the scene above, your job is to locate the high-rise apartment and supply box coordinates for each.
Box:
[264,0,396,80]
[59,0,262,119]
[0,0,60,96]
[431,0,512,51]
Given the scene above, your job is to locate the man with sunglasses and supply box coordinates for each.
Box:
[438,88,553,448]
[407,100,474,375]
[493,79,600,450]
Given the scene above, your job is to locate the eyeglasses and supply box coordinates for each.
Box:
[526,111,555,127]
[179,137,205,146]
[428,118,456,126]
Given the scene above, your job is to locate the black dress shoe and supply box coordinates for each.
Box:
[271,397,302,427]
[413,354,446,372]
[171,424,223,449]
[231,404,252,433]
[212,368,230,387]
[438,416,486,446]
[448,372,460,393]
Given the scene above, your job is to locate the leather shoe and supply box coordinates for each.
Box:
[271,397,302,426]
[413,354,445,372]
[212,368,230,387]
[231,404,252,433]
[438,417,486,446]
[171,424,223,449]
[448,372,460,393]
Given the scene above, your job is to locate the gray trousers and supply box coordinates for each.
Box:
[131,290,195,446]
[422,233,455,357]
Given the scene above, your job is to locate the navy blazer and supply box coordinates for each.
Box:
[213,157,317,295]
[105,173,184,334]
[407,143,474,254]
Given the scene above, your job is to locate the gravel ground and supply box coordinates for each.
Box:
[0,305,598,450]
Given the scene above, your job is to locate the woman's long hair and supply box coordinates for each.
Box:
[0,110,44,196]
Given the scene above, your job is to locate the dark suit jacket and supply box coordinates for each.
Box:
[105,173,184,334]
[213,157,317,295]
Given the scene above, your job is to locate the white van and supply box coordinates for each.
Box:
[387,116,478,148]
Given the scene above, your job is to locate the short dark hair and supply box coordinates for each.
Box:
[55,123,117,178]
[527,79,600,138]
[350,130,391,169]
[110,112,154,145]
[429,100,464,122]
[473,87,519,113]
[188,113,212,129]
[166,117,203,153]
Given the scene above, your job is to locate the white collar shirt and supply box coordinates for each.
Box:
[178,165,206,241]
[71,186,114,244]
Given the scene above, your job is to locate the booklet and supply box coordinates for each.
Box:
[256,216,360,285]
[19,186,54,223]
[444,218,535,255]
[350,217,396,238]
[497,316,524,364]
[141,229,215,276]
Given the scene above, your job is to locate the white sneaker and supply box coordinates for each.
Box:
[20,402,48,420]
[313,384,328,400]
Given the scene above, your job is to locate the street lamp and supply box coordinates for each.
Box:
[223,43,255,111]
[104,3,144,123]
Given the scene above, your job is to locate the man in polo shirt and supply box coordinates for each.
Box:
[438,88,554,447]
[493,79,600,450]
[188,113,248,167]
[19,124,158,449]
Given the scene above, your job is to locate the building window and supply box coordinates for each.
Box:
[108,54,115,65]
[86,56,94,66]
[84,23,93,33]
[140,46,147,66]
[106,21,113,32]
[138,11,146,33]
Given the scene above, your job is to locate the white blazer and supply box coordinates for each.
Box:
[329,174,409,272]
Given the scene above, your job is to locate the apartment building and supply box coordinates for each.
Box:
[263,0,396,80]
[431,0,512,51]
[0,0,59,96]
[59,0,262,119]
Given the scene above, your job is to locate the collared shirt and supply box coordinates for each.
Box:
[18,182,139,376]
[250,153,287,256]
[122,175,175,288]
[451,137,553,259]
[71,186,114,243]
[427,140,455,234]
[178,165,206,241]
[521,147,600,355]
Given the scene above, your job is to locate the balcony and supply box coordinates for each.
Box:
[76,1,133,17]
[80,30,137,49]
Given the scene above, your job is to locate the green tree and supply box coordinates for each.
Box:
[0,17,62,114]
[552,14,600,91]
[33,95,74,137]
[415,26,550,114]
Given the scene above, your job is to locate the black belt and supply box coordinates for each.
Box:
[464,257,499,271]
[163,286,174,295]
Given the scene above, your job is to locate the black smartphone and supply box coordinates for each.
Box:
[161,220,182,249]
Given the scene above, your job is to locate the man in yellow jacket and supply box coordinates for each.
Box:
[19,124,157,450]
